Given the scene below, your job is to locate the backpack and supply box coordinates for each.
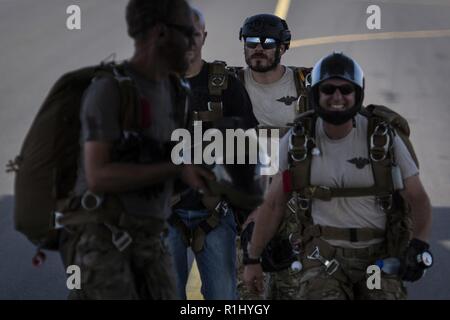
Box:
[8,62,164,251]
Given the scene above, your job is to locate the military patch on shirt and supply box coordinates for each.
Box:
[347,157,370,169]
[276,96,297,106]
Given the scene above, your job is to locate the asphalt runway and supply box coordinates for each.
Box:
[0,0,449,299]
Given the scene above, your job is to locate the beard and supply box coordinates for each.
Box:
[245,47,281,73]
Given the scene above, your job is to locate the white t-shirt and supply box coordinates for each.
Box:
[244,67,298,127]
[278,114,419,248]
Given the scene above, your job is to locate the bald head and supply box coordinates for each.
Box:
[191,6,206,31]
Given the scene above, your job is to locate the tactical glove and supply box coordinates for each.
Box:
[401,238,433,282]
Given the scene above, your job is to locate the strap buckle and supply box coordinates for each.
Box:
[207,101,223,112]
[210,74,226,87]
[215,200,230,216]
[377,194,393,212]
[54,211,64,229]
[370,122,391,162]
[81,190,103,211]
[105,223,133,252]
[287,193,310,212]
[307,246,340,275]
[304,185,331,201]
[289,134,309,162]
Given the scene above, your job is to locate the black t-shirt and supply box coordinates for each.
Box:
[174,61,258,210]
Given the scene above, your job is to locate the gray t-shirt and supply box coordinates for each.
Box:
[279,114,419,248]
[244,67,298,127]
[74,62,177,220]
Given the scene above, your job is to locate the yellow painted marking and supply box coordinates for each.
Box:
[291,29,450,48]
[186,259,204,300]
[274,0,291,19]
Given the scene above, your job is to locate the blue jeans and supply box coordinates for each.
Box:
[166,208,237,300]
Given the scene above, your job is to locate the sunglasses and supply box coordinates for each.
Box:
[244,37,278,49]
[166,23,195,40]
[319,83,355,95]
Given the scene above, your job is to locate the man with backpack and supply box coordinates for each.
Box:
[13,0,217,299]
[166,7,258,300]
[243,52,433,299]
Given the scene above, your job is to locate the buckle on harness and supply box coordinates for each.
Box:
[105,223,133,252]
[210,74,226,87]
[81,191,103,211]
[215,200,230,216]
[289,134,309,162]
[307,246,340,275]
[370,122,391,162]
[207,101,223,112]
[54,211,64,229]
[377,195,393,212]
[287,193,310,212]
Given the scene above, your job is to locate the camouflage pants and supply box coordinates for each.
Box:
[60,222,177,300]
[294,245,407,300]
[265,268,303,299]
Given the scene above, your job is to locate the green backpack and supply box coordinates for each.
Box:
[8,62,138,250]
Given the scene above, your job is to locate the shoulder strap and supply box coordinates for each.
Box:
[289,66,313,114]
[365,104,419,168]
[208,60,228,114]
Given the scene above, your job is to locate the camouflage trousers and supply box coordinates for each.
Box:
[59,221,177,300]
[265,267,303,299]
[293,245,407,300]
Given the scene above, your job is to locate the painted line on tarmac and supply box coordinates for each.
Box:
[274,0,291,19]
[290,29,450,48]
[186,259,204,300]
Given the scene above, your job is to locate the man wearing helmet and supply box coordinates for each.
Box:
[238,13,311,130]
[243,52,432,299]
[237,13,312,300]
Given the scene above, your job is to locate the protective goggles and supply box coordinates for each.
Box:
[319,83,355,95]
[244,37,278,49]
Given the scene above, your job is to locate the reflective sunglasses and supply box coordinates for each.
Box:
[166,23,195,40]
[244,37,278,49]
[319,83,355,95]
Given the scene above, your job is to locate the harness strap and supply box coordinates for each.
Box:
[303,224,385,243]
[297,185,390,201]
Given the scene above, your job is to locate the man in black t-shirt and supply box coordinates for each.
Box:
[166,7,258,300]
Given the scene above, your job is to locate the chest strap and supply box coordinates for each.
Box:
[303,224,385,243]
[296,185,390,201]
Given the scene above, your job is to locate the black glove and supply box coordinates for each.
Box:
[401,238,433,282]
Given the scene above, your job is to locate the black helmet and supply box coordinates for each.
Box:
[310,52,365,125]
[239,14,291,49]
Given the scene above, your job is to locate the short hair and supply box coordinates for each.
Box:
[191,6,205,29]
[126,0,176,40]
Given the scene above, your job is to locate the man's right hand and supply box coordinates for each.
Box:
[243,263,265,296]
[242,207,259,231]
[180,164,215,193]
